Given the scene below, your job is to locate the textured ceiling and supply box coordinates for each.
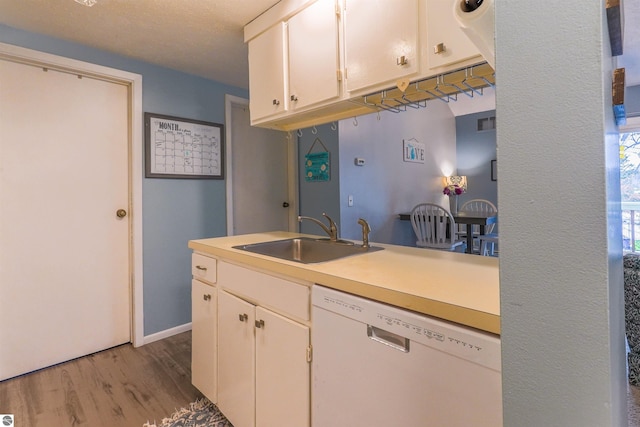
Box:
[0,0,280,89]
[0,0,638,89]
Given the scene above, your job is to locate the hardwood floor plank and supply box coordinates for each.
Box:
[0,331,203,427]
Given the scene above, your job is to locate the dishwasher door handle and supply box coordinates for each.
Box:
[367,325,410,353]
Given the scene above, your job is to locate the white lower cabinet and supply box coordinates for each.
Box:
[255,306,310,427]
[216,262,311,427]
[191,278,217,402]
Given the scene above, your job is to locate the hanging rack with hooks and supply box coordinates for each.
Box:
[349,62,494,112]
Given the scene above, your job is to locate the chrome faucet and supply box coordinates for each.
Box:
[298,213,339,242]
[357,218,371,249]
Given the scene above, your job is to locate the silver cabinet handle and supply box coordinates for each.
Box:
[195,265,207,271]
[396,55,408,66]
[255,319,265,328]
[272,99,280,105]
[238,313,248,322]
[434,43,446,54]
[203,294,211,301]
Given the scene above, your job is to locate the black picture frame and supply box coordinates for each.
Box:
[491,159,497,181]
[145,112,224,179]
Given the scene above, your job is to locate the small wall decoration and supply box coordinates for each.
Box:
[403,138,425,163]
[145,112,224,179]
[305,137,330,182]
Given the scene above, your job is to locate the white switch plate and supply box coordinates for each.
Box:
[348,195,354,207]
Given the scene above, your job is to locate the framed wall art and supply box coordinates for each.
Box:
[145,112,224,179]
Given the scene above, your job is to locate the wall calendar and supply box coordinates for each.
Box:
[145,112,224,179]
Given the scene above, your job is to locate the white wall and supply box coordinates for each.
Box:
[337,101,457,246]
[497,1,626,425]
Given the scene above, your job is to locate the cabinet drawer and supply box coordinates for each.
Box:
[192,253,217,284]
[219,261,310,321]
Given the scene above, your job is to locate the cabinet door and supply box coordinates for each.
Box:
[288,0,341,110]
[217,290,256,427]
[426,0,481,69]
[191,280,217,403]
[344,0,419,93]
[248,22,287,122]
[255,307,310,427]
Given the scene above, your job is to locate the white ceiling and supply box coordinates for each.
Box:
[0,0,281,89]
[0,0,638,89]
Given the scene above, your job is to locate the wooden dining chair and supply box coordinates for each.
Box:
[459,199,497,252]
[410,203,466,251]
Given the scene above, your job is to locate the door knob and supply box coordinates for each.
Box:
[282,202,290,208]
[116,209,127,218]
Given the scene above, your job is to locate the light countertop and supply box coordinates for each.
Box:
[189,231,500,335]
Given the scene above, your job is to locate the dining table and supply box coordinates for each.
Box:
[451,211,498,254]
[399,210,498,254]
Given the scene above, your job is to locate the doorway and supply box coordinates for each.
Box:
[225,95,296,235]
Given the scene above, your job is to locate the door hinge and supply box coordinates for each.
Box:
[306,345,313,363]
[335,1,341,16]
[337,69,343,81]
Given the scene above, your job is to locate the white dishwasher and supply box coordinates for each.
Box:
[311,285,502,427]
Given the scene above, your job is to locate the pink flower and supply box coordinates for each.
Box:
[443,184,466,196]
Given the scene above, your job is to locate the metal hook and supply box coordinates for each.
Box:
[353,116,358,127]
[312,126,318,135]
[297,129,303,137]
[377,111,381,121]
[331,122,337,131]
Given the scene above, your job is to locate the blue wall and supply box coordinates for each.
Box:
[455,110,498,208]
[0,24,248,336]
[297,124,341,235]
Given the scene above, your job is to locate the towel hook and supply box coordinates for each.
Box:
[353,116,358,127]
[331,122,337,131]
[297,129,303,137]
[312,125,318,135]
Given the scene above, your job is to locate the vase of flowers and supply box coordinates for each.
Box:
[443,175,467,214]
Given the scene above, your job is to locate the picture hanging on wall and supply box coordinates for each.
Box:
[144,112,224,179]
[403,138,425,163]
[305,137,330,182]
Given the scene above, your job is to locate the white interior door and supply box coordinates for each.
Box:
[0,59,130,381]
[227,97,291,235]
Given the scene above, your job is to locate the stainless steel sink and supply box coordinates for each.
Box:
[233,237,383,264]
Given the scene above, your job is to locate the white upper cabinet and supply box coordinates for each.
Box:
[426,0,481,70]
[244,0,488,130]
[248,22,287,121]
[344,0,420,94]
[288,0,341,110]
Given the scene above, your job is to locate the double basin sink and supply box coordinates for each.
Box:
[233,237,383,264]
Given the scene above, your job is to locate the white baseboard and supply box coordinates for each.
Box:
[142,322,192,345]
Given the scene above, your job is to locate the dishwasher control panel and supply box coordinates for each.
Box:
[312,285,501,372]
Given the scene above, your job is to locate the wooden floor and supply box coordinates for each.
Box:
[0,331,203,427]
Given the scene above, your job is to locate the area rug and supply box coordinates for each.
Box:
[143,398,233,427]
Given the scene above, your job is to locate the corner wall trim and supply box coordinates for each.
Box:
[143,322,192,345]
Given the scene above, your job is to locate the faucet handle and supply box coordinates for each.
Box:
[322,213,339,240]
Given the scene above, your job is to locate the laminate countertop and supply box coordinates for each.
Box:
[189,231,500,335]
